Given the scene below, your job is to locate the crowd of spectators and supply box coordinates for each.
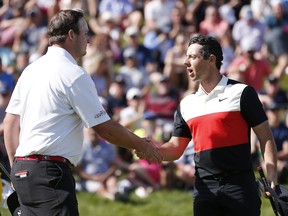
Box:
[1,0,288,200]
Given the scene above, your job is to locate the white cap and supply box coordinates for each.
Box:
[123,47,137,59]
[124,26,140,37]
[270,0,283,7]
[100,12,115,22]
[240,38,258,52]
[126,87,142,100]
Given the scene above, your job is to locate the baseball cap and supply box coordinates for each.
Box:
[114,75,126,85]
[240,38,258,52]
[126,87,142,100]
[244,8,253,20]
[100,12,115,23]
[267,74,279,84]
[271,0,284,7]
[123,47,137,59]
[124,26,140,37]
[159,75,169,83]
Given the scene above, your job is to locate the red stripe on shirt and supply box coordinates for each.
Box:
[187,111,249,153]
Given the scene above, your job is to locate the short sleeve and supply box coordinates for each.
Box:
[172,107,192,138]
[240,86,267,127]
[67,74,110,128]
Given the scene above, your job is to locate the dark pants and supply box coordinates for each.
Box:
[11,159,79,216]
[193,171,261,216]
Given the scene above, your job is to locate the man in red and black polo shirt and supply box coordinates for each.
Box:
[157,35,278,216]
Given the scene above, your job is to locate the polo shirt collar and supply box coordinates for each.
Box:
[47,46,77,65]
[196,75,228,96]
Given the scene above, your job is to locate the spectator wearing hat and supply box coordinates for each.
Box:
[252,74,288,170]
[121,26,155,74]
[250,76,283,170]
[258,74,288,107]
[143,74,180,140]
[144,74,180,121]
[14,51,29,80]
[0,58,15,94]
[106,75,127,120]
[119,87,144,132]
[232,5,267,56]
[117,86,164,198]
[226,38,271,91]
[261,102,288,184]
[118,47,151,96]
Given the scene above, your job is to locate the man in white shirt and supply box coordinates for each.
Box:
[3,9,161,216]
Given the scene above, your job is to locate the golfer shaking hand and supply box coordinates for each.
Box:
[146,34,278,216]
[3,9,162,216]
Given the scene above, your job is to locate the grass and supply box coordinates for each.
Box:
[0,189,279,216]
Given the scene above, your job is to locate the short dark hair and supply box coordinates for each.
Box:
[188,35,223,70]
[47,9,84,45]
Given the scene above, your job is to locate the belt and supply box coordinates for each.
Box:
[203,170,250,181]
[15,154,73,167]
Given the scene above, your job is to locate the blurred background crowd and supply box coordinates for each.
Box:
[0,0,288,202]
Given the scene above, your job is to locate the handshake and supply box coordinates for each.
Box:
[135,137,163,164]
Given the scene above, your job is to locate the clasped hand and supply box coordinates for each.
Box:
[135,137,163,164]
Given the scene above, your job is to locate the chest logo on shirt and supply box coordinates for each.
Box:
[219,97,228,102]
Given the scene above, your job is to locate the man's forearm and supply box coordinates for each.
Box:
[263,139,278,184]
[254,121,278,185]
[3,113,20,167]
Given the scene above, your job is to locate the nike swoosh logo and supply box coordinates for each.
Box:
[219,97,228,102]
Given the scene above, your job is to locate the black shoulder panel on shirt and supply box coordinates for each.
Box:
[240,85,268,127]
[172,106,192,138]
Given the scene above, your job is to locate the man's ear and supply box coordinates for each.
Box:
[209,54,216,64]
[67,29,75,41]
